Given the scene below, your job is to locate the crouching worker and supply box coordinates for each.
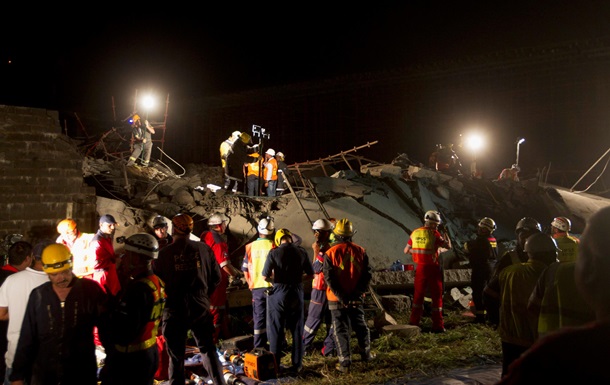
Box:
[100,233,166,385]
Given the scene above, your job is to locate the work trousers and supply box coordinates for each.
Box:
[246,175,260,196]
[251,288,268,349]
[470,262,492,322]
[128,140,152,166]
[100,346,158,385]
[266,284,305,369]
[303,289,335,354]
[329,303,370,369]
[210,306,231,345]
[409,263,445,331]
[266,180,277,197]
[161,312,224,385]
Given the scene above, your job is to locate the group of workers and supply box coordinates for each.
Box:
[219,130,290,196]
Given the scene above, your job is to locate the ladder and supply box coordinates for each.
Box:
[283,176,330,225]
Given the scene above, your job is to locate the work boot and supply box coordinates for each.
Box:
[361,350,376,362]
[335,363,350,374]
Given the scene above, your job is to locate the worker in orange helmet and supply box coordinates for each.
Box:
[56,218,95,278]
[126,113,155,168]
[404,210,452,333]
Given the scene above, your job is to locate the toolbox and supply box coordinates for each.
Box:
[243,348,277,381]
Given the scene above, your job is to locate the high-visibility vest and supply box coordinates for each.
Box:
[553,234,580,262]
[243,239,274,290]
[325,242,367,302]
[409,226,443,264]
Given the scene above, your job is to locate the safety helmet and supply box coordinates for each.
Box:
[266,148,276,157]
[551,216,571,232]
[424,210,441,224]
[152,215,167,229]
[276,152,285,161]
[41,244,73,274]
[240,132,252,143]
[312,218,333,231]
[478,217,496,233]
[524,233,560,254]
[208,213,228,226]
[172,213,194,235]
[124,233,159,259]
[131,114,141,125]
[231,130,242,141]
[257,217,275,235]
[515,217,542,234]
[511,164,521,172]
[274,228,292,247]
[57,218,77,234]
[333,218,354,237]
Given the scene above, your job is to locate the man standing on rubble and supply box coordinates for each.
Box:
[275,151,290,195]
[464,217,498,323]
[262,228,314,375]
[484,217,542,328]
[303,218,337,357]
[263,148,278,197]
[100,233,166,385]
[241,217,275,349]
[200,213,243,345]
[153,213,225,385]
[323,218,374,374]
[225,132,257,194]
[126,114,155,168]
[404,210,451,333]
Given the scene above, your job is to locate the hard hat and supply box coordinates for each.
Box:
[274,228,292,247]
[124,233,159,259]
[153,215,168,229]
[511,164,521,172]
[515,217,542,234]
[57,218,77,234]
[266,148,276,157]
[231,131,242,140]
[424,210,441,224]
[478,217,496,233]
[524,232,560,254]
[333,218,354,237]
[208,213,228,226]
[276,152,285,161]
[257,217,275,235]
[551,216,571,232]
[131,114,141,125]
[240,132,252,143]
[312,218,333,231]
[172,213,194,235]
[41,244,73,274]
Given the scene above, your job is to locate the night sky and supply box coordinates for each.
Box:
[2,3,610,189]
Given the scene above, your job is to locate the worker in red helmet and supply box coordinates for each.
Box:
[153,213,224,385]
[404,210,451,333]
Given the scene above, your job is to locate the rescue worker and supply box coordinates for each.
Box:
[0,240,51,385]
[464,217,498,323]
[263,148,278,197]
[219,130,241,169]
[497,164,520,181]
[10,243,108,385]
[527,258,595,339]
[245,152,263,196]
[200,213,243,345]
[403,210,451,333]
[152,213,225,385]
[262,228,314,375]
[241,216,275,349]
[275,151,290,195]
[56,218,95,277]
[497,206,610,384]
[100,233,166,385]
[303,218,336,357]
[323,218,374,374]
[550,216,579,262]
[225,132,257,194]
[126,114,155,168]
[485,232,559,377]
[150,215,173,249]
[484,217,542,328]
[88,214,121,297]
[0,241,33,382]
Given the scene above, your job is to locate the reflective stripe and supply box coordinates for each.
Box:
[115,336,157,353]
